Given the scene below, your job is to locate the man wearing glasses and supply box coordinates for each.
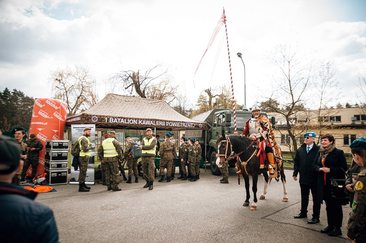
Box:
[293,132,321,224]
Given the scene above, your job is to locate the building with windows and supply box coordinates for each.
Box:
[269,107,366,154]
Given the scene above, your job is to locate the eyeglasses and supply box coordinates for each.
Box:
[305,137,311,139]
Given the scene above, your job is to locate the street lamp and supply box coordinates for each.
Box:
[237,52,246,110]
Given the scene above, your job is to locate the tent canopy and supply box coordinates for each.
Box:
[66,94,206,130]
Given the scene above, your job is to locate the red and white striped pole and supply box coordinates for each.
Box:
[222,8,237,132]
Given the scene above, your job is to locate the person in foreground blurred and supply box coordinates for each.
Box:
[0,135,59,243]
[347,137,366,243]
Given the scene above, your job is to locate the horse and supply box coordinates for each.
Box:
[217,135,288,210]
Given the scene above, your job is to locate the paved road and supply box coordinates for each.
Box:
[37,170,350,243]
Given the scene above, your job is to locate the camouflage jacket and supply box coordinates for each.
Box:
[159,139,177,160]
[188,144,201,163]
[26,137,43,160]
[347,167,366,241]
[179,143,189,160]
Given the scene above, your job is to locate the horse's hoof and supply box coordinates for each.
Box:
[243,201,249,207]
[259,195,265,200]
[282,197,288,202]
[250,203,257,211]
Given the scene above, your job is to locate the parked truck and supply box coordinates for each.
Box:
[187,109,253,175]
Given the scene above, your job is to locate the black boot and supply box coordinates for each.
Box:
[178,174,184,179]
[182,175,187,180]
[83,182,91,189]
[148,181,154,190]
[135,177,138,183]
[166,176,171,182]
[79,184,90,192]
[143,181,149,188]
[196,174,200,180]
[126,176,132,184]
[158,176,165,182]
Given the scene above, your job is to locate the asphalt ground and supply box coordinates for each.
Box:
[37,169,350,243]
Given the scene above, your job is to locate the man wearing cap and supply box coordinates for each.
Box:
[158,132,177,182]
[187,138,200,182]
[99,131,123,191]
[77,127,93,192]
[347,137,366,243]
[140,128,157,190]
[178,137,189,180]
[0,135,59,242]
[21,133,43,182]
[242,105,280,178]
[293,131,321,224]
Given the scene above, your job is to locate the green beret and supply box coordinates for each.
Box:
[304,131,316,138]
[350,137,366,150]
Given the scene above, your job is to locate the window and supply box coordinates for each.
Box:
[344,134,357,145]
[281,134,291,145]
[330,116,341,122]
[354,114,366,121]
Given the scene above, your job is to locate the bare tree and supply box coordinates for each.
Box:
[315,62,338,139]
[360,77,366,113]
[173,94,190,116]
[51,66,98,115]
[114,65,176,104]
[262,47,310,155]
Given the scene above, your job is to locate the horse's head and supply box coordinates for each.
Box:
[216,136,232,164]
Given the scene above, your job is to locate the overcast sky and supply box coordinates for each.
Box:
[0,0,365,109]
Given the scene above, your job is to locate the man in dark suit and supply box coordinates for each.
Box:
[293,131,321,224]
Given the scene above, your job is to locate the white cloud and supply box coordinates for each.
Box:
[0,0,365,110]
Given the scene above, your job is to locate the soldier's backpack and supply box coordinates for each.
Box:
[131,144,142,159]
[71,139,81,157]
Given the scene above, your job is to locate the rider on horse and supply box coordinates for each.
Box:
[242,104,281,178]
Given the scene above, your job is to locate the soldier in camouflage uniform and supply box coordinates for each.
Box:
[140,128,157,190]
[178,137,188,180]
[158,132,177,182]
[22,133,43,182]
[347,137,366,242]
[125,137,139,183]
[194,140,202,180]
[188,138,200,182]
[78,128,93,192]
[13,128,27,184]
[99,131,123,191]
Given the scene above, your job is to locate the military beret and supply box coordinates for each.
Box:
[108,130,116,135]
[304,132,316,138]
[145,128,152,132]
[83,127,91,132]
[350,137,366,150]
[0,135,21,175]
[165,132,172,137]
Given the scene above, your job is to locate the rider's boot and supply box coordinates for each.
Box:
[267,152,277,178]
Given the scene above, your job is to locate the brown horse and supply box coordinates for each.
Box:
[217,135,288,210]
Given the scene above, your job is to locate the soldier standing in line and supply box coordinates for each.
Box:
[178,137,188,180]
[187,138,197,182]
[21,133,43,182]
[194,139,202,180]
[98,133,109,185]
[140,128,157,190]
[14,128,27,184]
[78,128,93,192]
[125,137,139,183]
[169,132,177,180]
[158,132,177,183]
[99,131,123,191]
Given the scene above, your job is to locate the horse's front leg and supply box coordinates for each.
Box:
[260,169,269,200]
[250,174,258,210]
[279,164,288,202]
[242,174,250,207]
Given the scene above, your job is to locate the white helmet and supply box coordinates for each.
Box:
[251,104,261,112]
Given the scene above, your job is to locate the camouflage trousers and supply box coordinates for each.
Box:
[180,159,187,176]
[189,161,197,177]
[142,156,155,182]
[100,162,107,185]
[79,156,89,183]
[219,160,229,180]
[159,158,173,177]
[127,158,138,177]
[103,157,120,189]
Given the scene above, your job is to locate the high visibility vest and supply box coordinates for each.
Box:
[142,137,156,156]
[102,138,118,158]
[79,136,91,157]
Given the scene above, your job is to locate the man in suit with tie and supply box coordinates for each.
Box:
[293,131,321,224]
